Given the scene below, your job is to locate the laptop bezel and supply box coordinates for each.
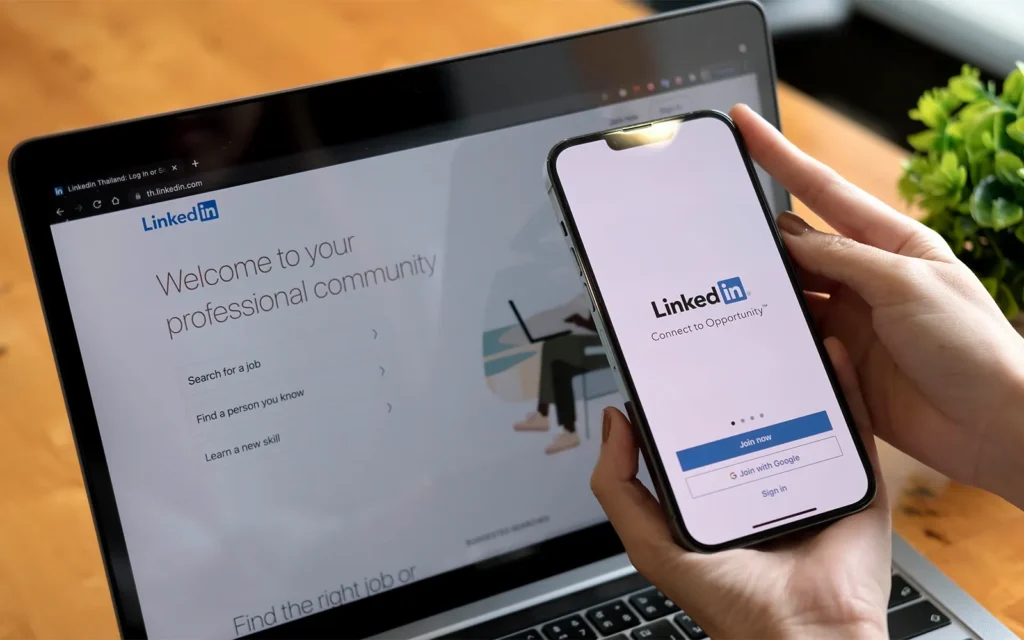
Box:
[8,2,784,637]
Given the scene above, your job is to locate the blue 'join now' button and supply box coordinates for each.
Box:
[676,411,833,472]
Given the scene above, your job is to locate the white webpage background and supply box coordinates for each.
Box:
[555,116,869,547]
[52,75,762,638]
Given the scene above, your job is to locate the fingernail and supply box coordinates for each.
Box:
[777,211,812,236]
[602,408,611,443]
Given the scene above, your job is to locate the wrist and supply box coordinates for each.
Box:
[780,617,887,640]
[769,593,888,640]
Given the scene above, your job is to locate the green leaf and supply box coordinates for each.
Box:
[956,215,978,237]
[996,282,1020,318]
[981,130,995,151]
[898,172,920,202]
[1011,269,1024,297]
[903,155,932,174]
[907,130,939,151]
[947,157,968,185]
[981,276,999,297]
[960,99,996,124]
[995,150,1024,184]
[1016,223,1024,244]
[1007,119,1024,144]
[992,198,1024,229]
[921,171,951,196]
[920,195,953,215]
[917,151,968,207]
[992,251,1009,280]
[950,67,985,102]
[947,213,975,254]
[1004,67,1024,104]
[909,88,961,129]
[969,155,994,186]
[994,111,1008,150]
[965,105,1003,150]
[971,175,1014,227]
[911,155,933,172]
[940,150,957,173]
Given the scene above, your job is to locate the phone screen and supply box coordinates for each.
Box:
[552,114,872,548]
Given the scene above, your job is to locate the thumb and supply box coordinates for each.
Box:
[776,211,913,308]
[591,407,680,586]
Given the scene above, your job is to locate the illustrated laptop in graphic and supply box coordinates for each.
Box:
[9,2,1014,638]
[509,299,573,344]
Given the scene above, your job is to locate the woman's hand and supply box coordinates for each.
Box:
[731,104,1024,508]
[593,339,891,639]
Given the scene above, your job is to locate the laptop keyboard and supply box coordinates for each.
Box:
[442,570,956,640]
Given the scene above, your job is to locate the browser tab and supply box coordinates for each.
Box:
[648,95,689,120]
[700,61,746,83]
[600,103,645,129]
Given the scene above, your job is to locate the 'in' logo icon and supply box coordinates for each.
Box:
[717,277,747,304]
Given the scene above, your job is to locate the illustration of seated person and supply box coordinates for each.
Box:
[508,293,612,454]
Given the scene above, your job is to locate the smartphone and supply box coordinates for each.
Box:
[545,110,874,552]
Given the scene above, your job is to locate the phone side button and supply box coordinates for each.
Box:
[570,247,582,276]
[583,282,596,312]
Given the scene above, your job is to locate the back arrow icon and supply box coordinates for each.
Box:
[55,208,64,216]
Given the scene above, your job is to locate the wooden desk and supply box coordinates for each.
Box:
[0,2,1022,638]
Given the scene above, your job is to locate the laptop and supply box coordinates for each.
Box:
[7,1,1014,638]
[508,300,573,343]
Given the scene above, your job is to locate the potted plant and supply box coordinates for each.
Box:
[900,63,1024,323]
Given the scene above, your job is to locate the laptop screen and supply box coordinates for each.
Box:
[16,8,782,639]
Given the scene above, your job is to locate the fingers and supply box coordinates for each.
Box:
[731,104,940,258]
[803,291,832,325]
[778,212,915,309]
[591,407,678,583]
[593,409,741,623]
[794,264,839,296]
[823,337,887,503]
[821,335,891,588]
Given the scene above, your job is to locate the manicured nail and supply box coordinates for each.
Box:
[777,211,812,235]
[602,408,611,443]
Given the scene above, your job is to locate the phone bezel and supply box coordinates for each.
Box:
[546,109,876,552]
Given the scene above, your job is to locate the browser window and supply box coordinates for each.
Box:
[49,75,766,638]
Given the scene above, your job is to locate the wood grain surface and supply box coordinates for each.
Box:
[1,1,1022,638]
